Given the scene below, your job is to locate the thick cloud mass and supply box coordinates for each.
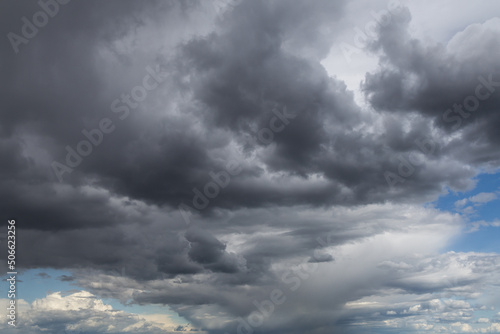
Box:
[1,0,500,333]
[363,10,500,166]
[2,0,498,219]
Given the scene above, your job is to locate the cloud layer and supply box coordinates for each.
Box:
[1,0,500,333]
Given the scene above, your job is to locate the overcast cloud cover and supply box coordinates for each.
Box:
[1,0,500,333]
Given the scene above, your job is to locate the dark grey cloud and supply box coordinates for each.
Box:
[362,8,500,167]
[1,1,500,334]
[185,228,244,274]
[35,272,51,279]
[57,275,75,282]
[1,0,494,230]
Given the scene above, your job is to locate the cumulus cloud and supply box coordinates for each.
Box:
[0,291,189,334]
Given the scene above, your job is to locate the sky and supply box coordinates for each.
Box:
[1,0,500,333]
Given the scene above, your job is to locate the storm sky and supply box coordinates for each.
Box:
[1,0,500,333]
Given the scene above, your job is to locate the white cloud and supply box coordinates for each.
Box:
[32,290,112,312]
[470,192,498,204]
[0,291,191,334]
[451,322,474,332]
[447,17,500,62]
[454,192,498,217]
